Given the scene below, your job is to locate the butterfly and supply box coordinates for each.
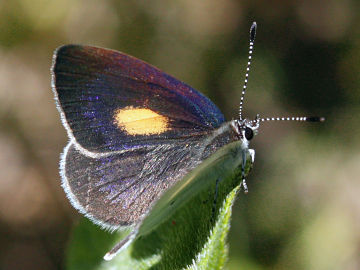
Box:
[51,22,324,260]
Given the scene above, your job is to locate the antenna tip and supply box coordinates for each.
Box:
[306,116,325,122]
[250,22,257,42]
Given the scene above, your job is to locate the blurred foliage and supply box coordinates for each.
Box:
[0,0,359,270]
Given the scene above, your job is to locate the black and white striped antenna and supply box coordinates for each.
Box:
[258,116,325,123]
[239,22,257,121]
[239,22,325,125]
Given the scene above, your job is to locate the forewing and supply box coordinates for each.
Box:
[52,45,225,153]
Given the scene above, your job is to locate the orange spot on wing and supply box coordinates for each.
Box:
[114,106,170,135]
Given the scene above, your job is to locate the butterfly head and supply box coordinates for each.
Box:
[231,116,259,144]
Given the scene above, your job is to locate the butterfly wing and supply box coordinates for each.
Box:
[52,45,225,153]
[52,45,233,229]
[61,135,216,230]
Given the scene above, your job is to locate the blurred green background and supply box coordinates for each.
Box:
[0,0,359,269]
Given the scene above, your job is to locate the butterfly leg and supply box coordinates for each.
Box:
[241,149,249,194]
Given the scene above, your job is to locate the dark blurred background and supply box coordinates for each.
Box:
[0,0,359,269]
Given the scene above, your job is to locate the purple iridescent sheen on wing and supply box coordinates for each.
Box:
[52,45,225,153]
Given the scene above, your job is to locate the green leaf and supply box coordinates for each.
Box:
[186,185,240,270]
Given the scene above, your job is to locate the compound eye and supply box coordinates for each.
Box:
[245,127,254,140]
